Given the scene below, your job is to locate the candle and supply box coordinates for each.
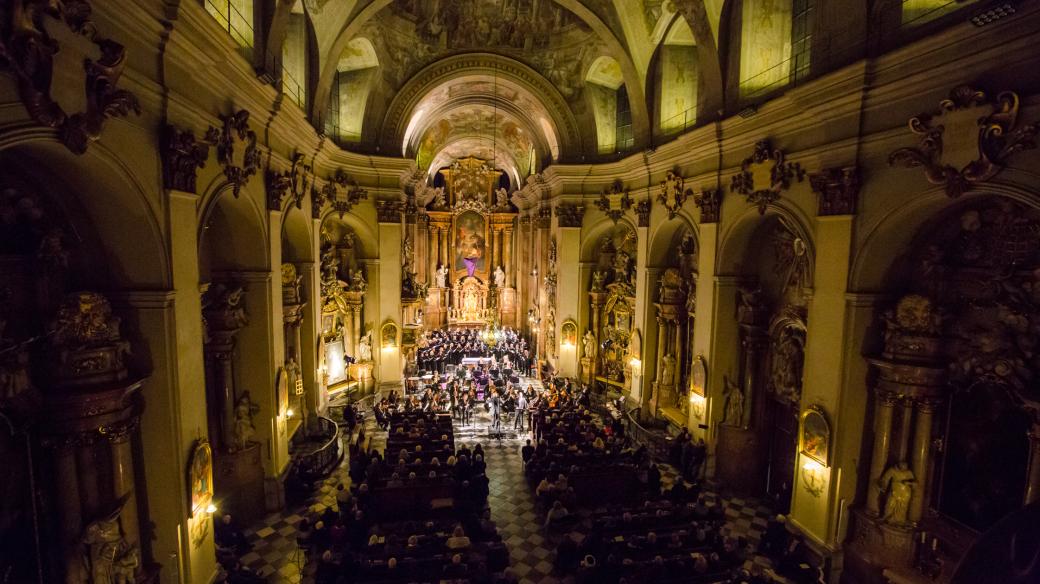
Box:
[931,537,938,551]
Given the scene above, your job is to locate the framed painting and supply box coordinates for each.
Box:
[188,439,213,518]
[690,355,707,397]
[800,405,831,466]
[454,210,487,277]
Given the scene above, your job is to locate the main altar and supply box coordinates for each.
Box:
[419,157,518,330]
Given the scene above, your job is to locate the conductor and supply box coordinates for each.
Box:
[488,391,503,432]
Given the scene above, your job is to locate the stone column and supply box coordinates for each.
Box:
[503,228,513,287]
[109,427,141,551]
[76,444,101,519]
[908,399,937,523]
[440,229,449,273]
[1024,424,1040,505]
[351,304,362,356]
[52,444,82,584]
[429,227,440,280]
[896,399,914,463]
[867,392,897,515]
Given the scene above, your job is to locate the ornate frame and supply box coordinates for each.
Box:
[730,140,804,215]
[381,320,399,349]
[0,0,141,154]
[690,355,707,397]
[560,319,578,347]
[889,85,1038,198]
[188,439,213,518]
[799,405,831,467]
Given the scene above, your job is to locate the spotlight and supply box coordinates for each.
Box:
[970,2,1016,26]
[205,503,217,515]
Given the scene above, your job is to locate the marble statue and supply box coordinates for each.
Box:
[494,266,506,288]
[661,354,676,386]
[582,330,597,360]
[722,375,745,427]
[879,462,915,525]
[83,505,139,584]
[435,265,449,288]
[402,235,414,273]
[231,392,260,451]
[358,331,372,362]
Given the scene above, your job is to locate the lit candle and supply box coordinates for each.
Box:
[931,538,938,551]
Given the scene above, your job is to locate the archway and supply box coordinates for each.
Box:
[714,208,814,511]
[0,140,171,583]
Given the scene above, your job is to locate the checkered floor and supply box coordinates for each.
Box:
[234,381,780,583]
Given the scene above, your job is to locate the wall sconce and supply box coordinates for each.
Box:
[286,408,295,419]
[689,393,706,419]
[801,458,825,497]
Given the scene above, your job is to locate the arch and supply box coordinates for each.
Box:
[850,182,1040,293]
[280,205,313,263]
[312,0,652,147]
[717,202,815,279]
[197,179,271,278]
[580,215,639,263]
[318,211,379,260]
[0,136,170,289]
[648,214,699,269]
[382,53,579,160]
[672,0,725,117]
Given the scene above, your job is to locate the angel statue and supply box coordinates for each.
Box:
[82,501,139,584]
[358,331,373,362]
[722,375,745,427]
[879,461,915,525]
[494,266,506,288]
[231,392,260,451]
[435,265,449,288]
[582,330,597,360]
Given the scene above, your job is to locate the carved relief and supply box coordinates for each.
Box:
[731,140,804,215]
[889,86,1038,198]
[47,291,130,386]
[693,188,722,224]
[555,202,585,228]
[596,180,634,224]
[266,152,307,211]
[205,110,260,198]
[657,170,690,220]
[767,307,807,405]
[317,170,368,219]
[810,166,860,216]
[162,126,209,193]
[0,0,141,154]
[635,199,651,227]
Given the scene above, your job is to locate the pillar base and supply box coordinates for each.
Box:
[715,423,765,495]
[846,507,917,583]
[214,443,265,523]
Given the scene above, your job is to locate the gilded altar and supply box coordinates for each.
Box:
[419,157,518,329]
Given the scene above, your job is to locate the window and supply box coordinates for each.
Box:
[282,2,308,110]
[204,0,254,50]
[615,86,634,152]
[738,0,815,98]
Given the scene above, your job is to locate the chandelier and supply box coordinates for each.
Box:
[481,313,502,348]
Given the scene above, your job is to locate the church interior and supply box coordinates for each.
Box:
[2,0,1040,583]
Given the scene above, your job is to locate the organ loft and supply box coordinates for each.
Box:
[1,1,1039,583]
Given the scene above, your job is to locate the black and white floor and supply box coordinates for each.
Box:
[237,381,777,583]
